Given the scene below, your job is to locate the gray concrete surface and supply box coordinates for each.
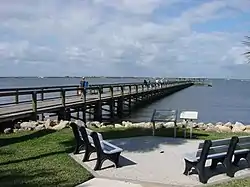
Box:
[71,136,250,187]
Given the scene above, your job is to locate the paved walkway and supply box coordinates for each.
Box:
[76,178,174,187]
[71,136,250,187]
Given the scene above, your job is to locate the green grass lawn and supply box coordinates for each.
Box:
[0,126,249,187]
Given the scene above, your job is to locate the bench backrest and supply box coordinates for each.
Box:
[70,122,84,144]
[85,128,104,147]
[90,131,104,156]
[196,136,239,159]
[236,136,250,150]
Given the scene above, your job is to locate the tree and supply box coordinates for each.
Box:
[243,36,250,62]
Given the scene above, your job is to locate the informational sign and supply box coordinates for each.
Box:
[180,111,198,120]
[151,109,177,122]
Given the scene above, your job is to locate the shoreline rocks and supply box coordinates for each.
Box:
[3,119,250,134]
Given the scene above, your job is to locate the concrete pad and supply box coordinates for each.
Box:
[71,136,250,187]
[76,178,143,187]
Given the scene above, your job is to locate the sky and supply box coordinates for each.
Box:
[0,0,250,78]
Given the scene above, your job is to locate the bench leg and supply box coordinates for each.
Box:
[246,153,250,167]
[109,152,121,168]
[73,144,83,154]
[94,155,106,171]
[196,164,207,184]
[83,145,95,162]
[183,159,196,175]
[224,157,235,177]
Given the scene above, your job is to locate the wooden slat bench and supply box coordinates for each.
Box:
[70,122,123,170]
[183,136,239,184]
[233,136,250,167]
[90,131,123,170]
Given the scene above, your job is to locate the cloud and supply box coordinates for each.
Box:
[0,0,249,77]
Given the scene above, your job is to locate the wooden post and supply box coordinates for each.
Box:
[152,121,156,136]
[15,89,19,104]
[110,86,114,98]
[61,89,66,107]
[41,88,44,101]
[135,85,139,102]
[76,108,80,119]
[128,85,132,95]
[32,91,37,120]
[93,87,102,121]
[98,86,102,100]
[109,86,114,121]
[82,105,86,123]
[128,85,132,114]
[82,87,86,102]
[120,86,124,96]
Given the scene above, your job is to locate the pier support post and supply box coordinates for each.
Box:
[109,86,115,121]
[128,85,132,114]
[32,91,38,120]
[116,86,124,118]
[93,87,102,122]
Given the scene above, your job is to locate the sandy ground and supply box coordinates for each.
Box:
[71,136,250,187]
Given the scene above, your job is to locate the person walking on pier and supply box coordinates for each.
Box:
[80,77,86,99]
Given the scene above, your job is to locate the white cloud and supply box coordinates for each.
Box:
[0,0,249,77]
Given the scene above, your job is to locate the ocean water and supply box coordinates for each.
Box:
[0,77,250,124]
[128,79,250,124]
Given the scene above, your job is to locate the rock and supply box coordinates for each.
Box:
[86,121,101,128]
[144,122,152,128]
[4,128,12,134]
[232,122,246,132]
[75,120,85,127]
[114,124,123,128]
[122,121,133,127]
[133,122,151,128]
[245,125,250,130]
[35,124,45,131]
[205,126,218,132]
[20,121,37,130]
[216,122,224,126]
[44,119,53,129]
[191,123,199,128]
[206,123,214,127]
[13,129,19,133]
[155,122,164,129]
[14,122,21,129]
[106,125,114,128]
[52,120,69,130]
[197,122,205,126]
[244,129,250,133]
[197,123,207,130]
[163,122,175,128]
[223,122,233,129]
[216,125,232,133]
[176,122,184,128]
[52,120,58,126]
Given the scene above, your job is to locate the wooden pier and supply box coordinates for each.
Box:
[0,81,194,126]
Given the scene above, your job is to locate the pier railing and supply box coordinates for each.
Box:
[0,81,191,109]
[0,81,193,122]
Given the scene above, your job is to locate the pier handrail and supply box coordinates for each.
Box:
[0,81,193,122]
[0,81,192,108]
[0,80,191,92]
